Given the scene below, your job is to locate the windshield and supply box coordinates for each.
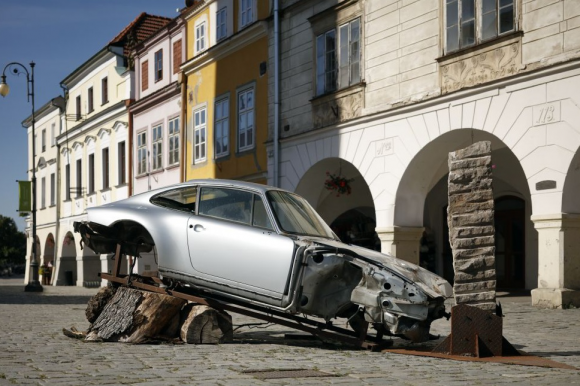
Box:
[267,190,335,239]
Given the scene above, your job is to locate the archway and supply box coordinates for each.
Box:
[398,130,534,288]
[57,232,77,286]
[295,158,377,248]
[42,234,55,285]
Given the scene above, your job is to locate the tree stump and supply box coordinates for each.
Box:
[85,287,186,343]
[180,304,233,344]
[85,286,116,324]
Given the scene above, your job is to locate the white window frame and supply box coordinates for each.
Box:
[194,107,207,163]
[214,96,229,158]
[240,0,254,29]
[168,116,180,166]
[41,177,46,209]
[444,0,516,54]
[237,87,255,152]
[154,49,163,82]
[152,124,163,171]
[316,18,360,96]
[195,21,206,54]
[50,173,55,206]
[50,123,56,147]
[137,131,148,175]
[216,7,227,41]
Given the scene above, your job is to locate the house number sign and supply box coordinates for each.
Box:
[375,138,394,157]
[533,102,560,126]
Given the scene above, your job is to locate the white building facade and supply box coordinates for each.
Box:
[269,0,580,308]
[22,96,65,285]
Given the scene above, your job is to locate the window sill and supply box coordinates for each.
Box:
[101,188,111,193]
[309,81,366,103]
[437,31,523,63]
[115,183,127,189]
[87,192,96,197]
[101,101,109,106]
[49,204,56,208]
[166,163,180,170]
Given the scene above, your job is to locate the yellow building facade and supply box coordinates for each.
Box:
[182,0,269,183]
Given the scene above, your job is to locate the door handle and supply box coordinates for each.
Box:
[193,224,205,232]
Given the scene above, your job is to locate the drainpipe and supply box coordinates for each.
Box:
[273,0,280,187]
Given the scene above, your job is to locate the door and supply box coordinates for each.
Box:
[188,187,296,296]
[494,196,526,289]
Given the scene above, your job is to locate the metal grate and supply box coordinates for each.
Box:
[241,369,338,379]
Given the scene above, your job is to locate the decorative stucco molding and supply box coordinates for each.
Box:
[440,38,523,94]
[312,85,363,129]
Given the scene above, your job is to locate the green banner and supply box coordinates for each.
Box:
[18,180,31,212]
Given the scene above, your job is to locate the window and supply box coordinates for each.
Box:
[142,60,149,91]
[215,97,229,157]
[88,154,95,194]
[65,164,70,200]
[75,96,81,120]
[102,147,109,189]
[168,117,180,165]
[194,108,207,162]
[137,132,147,175]
[240,0,253,28]
[88,87,94,113]
[101,77,108,105]
[51,124,56,147]
[199,187,252,225]
[237,88,254,151]
[152,125,163,170]
[151,186,197,213]
[76,159,82,198]
[154,50,163,82]
[173,39,182,74]
[41,129,46,153]
[118,141,126,185]
[41,177,46,209]
[50,173,55,206]
[216,7,227,41]
[316,18,360,96]
[195,22,206,53]
[445,0,515,53]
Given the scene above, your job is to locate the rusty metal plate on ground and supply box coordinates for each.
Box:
[383,348,578,370]
[241,369,339,379]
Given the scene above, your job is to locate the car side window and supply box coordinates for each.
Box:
[150,186,197,213]
[199,187,252,225]
[252,195,274,230]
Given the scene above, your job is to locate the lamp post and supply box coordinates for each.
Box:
[0,61,43,292]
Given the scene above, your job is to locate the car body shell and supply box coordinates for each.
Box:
[75,179,452,342]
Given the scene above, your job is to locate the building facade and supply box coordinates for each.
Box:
[54,13,171,286]
[130,15,186,274]
[269,0,580,308]
[22,96,65,285]
[182,0,270,183]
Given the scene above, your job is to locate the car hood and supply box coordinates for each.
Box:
[307,238,453,299]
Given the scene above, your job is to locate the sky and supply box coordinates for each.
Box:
[0,0,184,231]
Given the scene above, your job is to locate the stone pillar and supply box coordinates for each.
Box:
[531,214,580,309]
[448,141,496,311]
[376,226,424,265]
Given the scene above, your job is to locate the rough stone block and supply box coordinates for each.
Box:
[450,225,495,239]
[450,210,494,227]
[455,291,497,304]
[449,157,492,171]
[452,246,495,260]
[454,256,496,273]
[453,280,497,293]
[448,141,491,161]
[454,269,497,283]
[452,235,495,249]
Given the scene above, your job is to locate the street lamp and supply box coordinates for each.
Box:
[0,61,43,292]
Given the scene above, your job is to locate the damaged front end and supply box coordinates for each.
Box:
[296,241,452,343]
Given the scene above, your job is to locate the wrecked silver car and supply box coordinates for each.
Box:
[75,179,452,342]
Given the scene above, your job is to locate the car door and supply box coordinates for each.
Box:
[187,187,295,297]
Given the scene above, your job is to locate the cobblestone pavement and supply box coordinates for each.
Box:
[1,276,579,385]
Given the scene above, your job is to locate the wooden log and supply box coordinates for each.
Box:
[180,304,233,344]
[85,286,116,324]
[85,287,186,343]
